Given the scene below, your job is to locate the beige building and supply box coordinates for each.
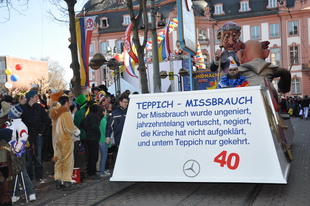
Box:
[0,56,48,94]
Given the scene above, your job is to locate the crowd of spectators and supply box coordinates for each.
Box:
[0,83,134,205]
[280,95,310,119]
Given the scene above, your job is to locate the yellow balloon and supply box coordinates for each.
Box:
[5,68,13,75]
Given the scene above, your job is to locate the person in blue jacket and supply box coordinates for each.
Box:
[106,94,129,148]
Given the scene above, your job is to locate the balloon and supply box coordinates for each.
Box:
[15,64,22,71]
[10,74,18,82]
[4,82,12,89]
[5,68,13,75]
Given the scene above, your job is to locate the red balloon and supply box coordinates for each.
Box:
[15,64,22,70]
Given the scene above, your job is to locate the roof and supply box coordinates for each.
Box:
[80,0,298,34]
[82,0,176,34]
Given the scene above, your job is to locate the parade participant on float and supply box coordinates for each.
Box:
[217,57,249,89]
[236,39,291,93]
[210,21,241,74]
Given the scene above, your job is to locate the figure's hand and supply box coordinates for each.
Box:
[106,137,111,144]
[214,49,222,61]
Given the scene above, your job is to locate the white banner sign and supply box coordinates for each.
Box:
[111,86,290,183]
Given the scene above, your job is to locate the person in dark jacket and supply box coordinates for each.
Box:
[20,90,49,183]
[83,101,100,178]
[106,95,129,148]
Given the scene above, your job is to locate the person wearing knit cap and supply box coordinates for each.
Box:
[25,90,38,102]
[7,105,37,202]
[20,90,49,183]
[217,56,249,89]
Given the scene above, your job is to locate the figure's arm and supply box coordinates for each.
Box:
[274,67,291,93]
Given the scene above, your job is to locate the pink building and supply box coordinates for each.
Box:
[82,0,310,96]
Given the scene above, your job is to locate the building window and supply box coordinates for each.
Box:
[290,45,299,64]
[198,30,207,41]
[89,43,94,55]
[270,48,280,65]
[141,12,151,24]
[239,1,251,12]
[291,78,301,94]
[268,0,277,8]
[269,24,279,38]
[251,26,260,40]
[214,4,224,15]
[123,15,130,25]
[116,40,124,54]
[288,21,298,35]
[89,69,96,81]
[147,13,151,23]
[100,17,109,28]
[101,42,109,55]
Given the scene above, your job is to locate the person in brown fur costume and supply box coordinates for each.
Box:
[49,96,80,190]
[48,91,64,158]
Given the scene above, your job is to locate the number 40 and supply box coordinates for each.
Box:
[214,150,240,170]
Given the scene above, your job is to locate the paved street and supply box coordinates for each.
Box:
[14,117,310,206]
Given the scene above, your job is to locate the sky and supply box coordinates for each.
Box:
[0,0,87,83]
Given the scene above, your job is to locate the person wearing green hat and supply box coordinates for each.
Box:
[73,94,88,167]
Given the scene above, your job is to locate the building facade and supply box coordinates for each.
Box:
[83,0,310,96]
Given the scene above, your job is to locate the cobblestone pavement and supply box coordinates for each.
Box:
[252,117,310,206]
[13,117,309,206]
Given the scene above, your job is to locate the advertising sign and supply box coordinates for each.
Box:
[183,70,219,91]
[111,86,290,183]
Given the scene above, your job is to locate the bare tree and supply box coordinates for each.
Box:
[49,0,105,96]
[31,76,49,95]
[63,0,82,95]
[48,0,150,94]
[127,0,149,93]
[41,57,68,90]
[0,0,29,23]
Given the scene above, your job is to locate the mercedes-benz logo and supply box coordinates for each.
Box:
[183,159,200,178]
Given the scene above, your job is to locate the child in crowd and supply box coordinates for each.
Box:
[7,105,36,203]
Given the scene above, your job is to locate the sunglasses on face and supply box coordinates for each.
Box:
[229,68,238,71]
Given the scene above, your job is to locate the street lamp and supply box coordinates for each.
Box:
[160,68,189,91]
[107,58,121,97]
